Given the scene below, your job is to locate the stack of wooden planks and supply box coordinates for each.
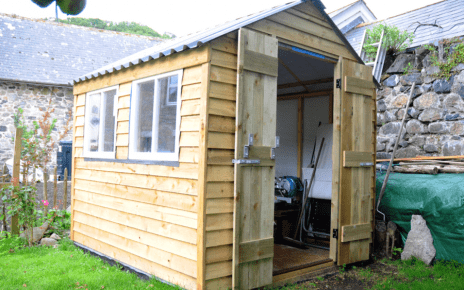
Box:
[376,155,464,174]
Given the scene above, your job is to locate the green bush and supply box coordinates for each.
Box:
[363,23,414,59]
[423,39,464,80]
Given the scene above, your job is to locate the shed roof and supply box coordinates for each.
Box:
[74,0,363,84]
[345,0,464,54]
[0,14,161,86]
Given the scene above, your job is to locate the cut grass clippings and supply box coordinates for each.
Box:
[0,236,178,290]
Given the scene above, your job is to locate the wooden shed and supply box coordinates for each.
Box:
[70,0,377,289]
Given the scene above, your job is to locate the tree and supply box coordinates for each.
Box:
[31,0,86,16]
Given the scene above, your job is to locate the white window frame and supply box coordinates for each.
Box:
[83,85,118,159]
[129,69,183,161]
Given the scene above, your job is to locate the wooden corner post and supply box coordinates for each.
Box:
[11,127,23,235]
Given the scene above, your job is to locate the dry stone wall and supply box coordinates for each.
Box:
[377,45,464,159]
[0,81,73,167]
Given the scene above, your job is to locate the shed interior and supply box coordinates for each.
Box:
[273,44,335,275]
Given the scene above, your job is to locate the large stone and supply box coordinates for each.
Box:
[422,83,432,92]
[410,136,426,147]
[377,152,391,159]
[377,99,387,112]
[424,144,438,153]
[433,79,452,93]
[380,122,402,135]
[386,54,415,74]
[377,87,392,99]
[384,111,397,122]
[377,113,385,126]
[50,233,61,240]
[445,114,460,121]
[401,215,436,265]
[419,108,443,122]
[451,63,464,72]
[450,121,464,135]
[406,120,427,134]
[391,94,409,108]
[428,122,448,134]
[401,73,422,86]
[377,142,386,151]
[407,107,420,118]
[20,221,49,243]
[383,75,400,87]
[443,140,463,156]
[413,92,440,110]
[422,54,434,68]
[40,238,58,247]
[444,93,463,109]
[451,83,464,99]
[395,147,420,158]
[414,46,430,69]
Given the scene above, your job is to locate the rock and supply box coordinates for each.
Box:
[377,152,391,159]
[377,142,386,151]
[406,120,427,134]
[452,63,464,72]
[391,94,409,108]
[399,140,409,147]
[450,122,464,135]
[377,99,387,112]
[40,238,58,247]
[66,205,71,213]
[444,93,463,109]
[401,73,423,86]
[451,135,461,140]
[383,75,400,87]
[50,233,61,240]
[422,54,434,68]
[419,108,443,122]
[380,122,402,135]
[377,87,392,99]
[445,114,460,121]
[414,92,440,109]
[422,83,432,92]
[443,140,463,156]
[407,107,420,118]
[401,215,436,265]
[384,111,397,122]
[410,136,426,147]
[433,79,452,93]
[377,113,385,126]
[414,46,430,69]
[424,144,438,153]
[386,54,415,74]
[428,122,448,134]
[397,109,407,119]
[395,147,420,158]
[451,83,464,99]
[20,221,49,243]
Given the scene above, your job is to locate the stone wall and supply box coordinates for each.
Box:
[0,81,73,167]
[377,43,464,159]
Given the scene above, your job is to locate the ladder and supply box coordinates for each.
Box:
[359,29,386,82]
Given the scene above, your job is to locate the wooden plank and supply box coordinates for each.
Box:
[182,84,201,102]
[293,1,327,22]
[74,168,198,195]
[208,116,235,133]
[73,188,197,227]
[329,92,333,124]
[243,50,278,77]
[75,116,85,126]
[74,147,83,158]
[75,106,85,116]
[74,137,84,148]
[117,108,130,121]
[206,229,233,247]
[206,182,234,199]
[206,213,234,231]
[75,126,84,137]
[116,121,129,134]
[116,147,128,159]
[118,95,130,109]
[180,132,200,147]
[211,35,238,54]
[74,158,199,180]
[76,94,86,106]
[211,49,238,70]
[343,151,373,167]
[210,66,237,85]
[271,261,335,284]
[180,115,200,132]
[239,238,274,264]
[73,231,197,289]
[209,98,236,117]
[345,76,375,97]
[286,8,332,29]
[73,178,198,213]
[119,82,132,96]
[331,67,340,260]
[181,99,201,116]
[74,201,197,244]
[277,89,333,101]
[73,45,210,95]
[206,198,234,214]
[182,65,203,86]
[341,223,372,243]
[209,81,236,101]
[297,97,303,178]
[207,166,234,182]
[205,276,232,290]
[207,149,234,165]
[116,133,129,147]
[179,147,200,164]
[206,245,233,263]
[207,132,235,149]
[196,61,211,289]
[205,261,232,280]
[278,77,333,90]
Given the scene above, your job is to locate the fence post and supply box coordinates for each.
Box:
[63,168,68,210]
[1,164,7,232]
[43,169,48,216]
[53,166,57,208]
[11,127,22,236]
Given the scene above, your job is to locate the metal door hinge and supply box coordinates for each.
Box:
[336,79,341,89]
[333,229,339,239]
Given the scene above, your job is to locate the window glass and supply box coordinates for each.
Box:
[102,90,116,152]
[86,92,101,152]
[155,76,177,153]
[136,80,155,152]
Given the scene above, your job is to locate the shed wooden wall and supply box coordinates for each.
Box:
[71,46,211,290]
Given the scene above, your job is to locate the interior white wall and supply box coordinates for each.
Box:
[275,96,331,178]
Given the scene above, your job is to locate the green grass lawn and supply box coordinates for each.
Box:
[0,236,177,290]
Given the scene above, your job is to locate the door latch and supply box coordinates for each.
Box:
[333,229,339,239]
[336,79,341,89]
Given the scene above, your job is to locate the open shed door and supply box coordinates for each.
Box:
[335,58,376,265]
[232,28,278,289]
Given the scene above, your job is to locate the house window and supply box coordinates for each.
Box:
[129,70,183,161]
[83,86,118,158]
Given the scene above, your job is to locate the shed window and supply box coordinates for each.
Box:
[129,70,183,161]
[83,86,118,158]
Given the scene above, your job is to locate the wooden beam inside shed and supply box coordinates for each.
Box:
[278,58,311,93]
[278,77,333,90]
[277,89,333,101]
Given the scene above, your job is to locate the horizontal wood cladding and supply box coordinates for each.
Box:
[73,44,210,95]
[73,231,197,290]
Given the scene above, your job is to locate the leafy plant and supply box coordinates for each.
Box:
[423,39,464,80]
[339,263,347,274]
[31,0,86,16]
[403,62,414,75]
[363,23,414,59]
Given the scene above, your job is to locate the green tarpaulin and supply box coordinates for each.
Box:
[376,171,464,263]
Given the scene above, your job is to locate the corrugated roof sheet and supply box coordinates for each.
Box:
[345,0,464,54]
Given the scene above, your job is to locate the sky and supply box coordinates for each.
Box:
[0,0,443,37]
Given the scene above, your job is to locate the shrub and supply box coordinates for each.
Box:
[363,23,414,59]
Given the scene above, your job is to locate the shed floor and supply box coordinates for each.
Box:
[273,244,331,275]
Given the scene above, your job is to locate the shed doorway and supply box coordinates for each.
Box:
[273,44,335,276]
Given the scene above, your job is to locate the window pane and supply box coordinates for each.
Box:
[86,93,101,152]
[102,89,116,152]
[136,80,154,152]
[155,75,178,153]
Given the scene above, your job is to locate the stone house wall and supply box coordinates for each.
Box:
[0,81,73,168]
[376,43,464,159]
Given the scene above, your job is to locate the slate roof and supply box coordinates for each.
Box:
[345,0,464,54]
[74,0,363,84]
[0,13,161,86]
